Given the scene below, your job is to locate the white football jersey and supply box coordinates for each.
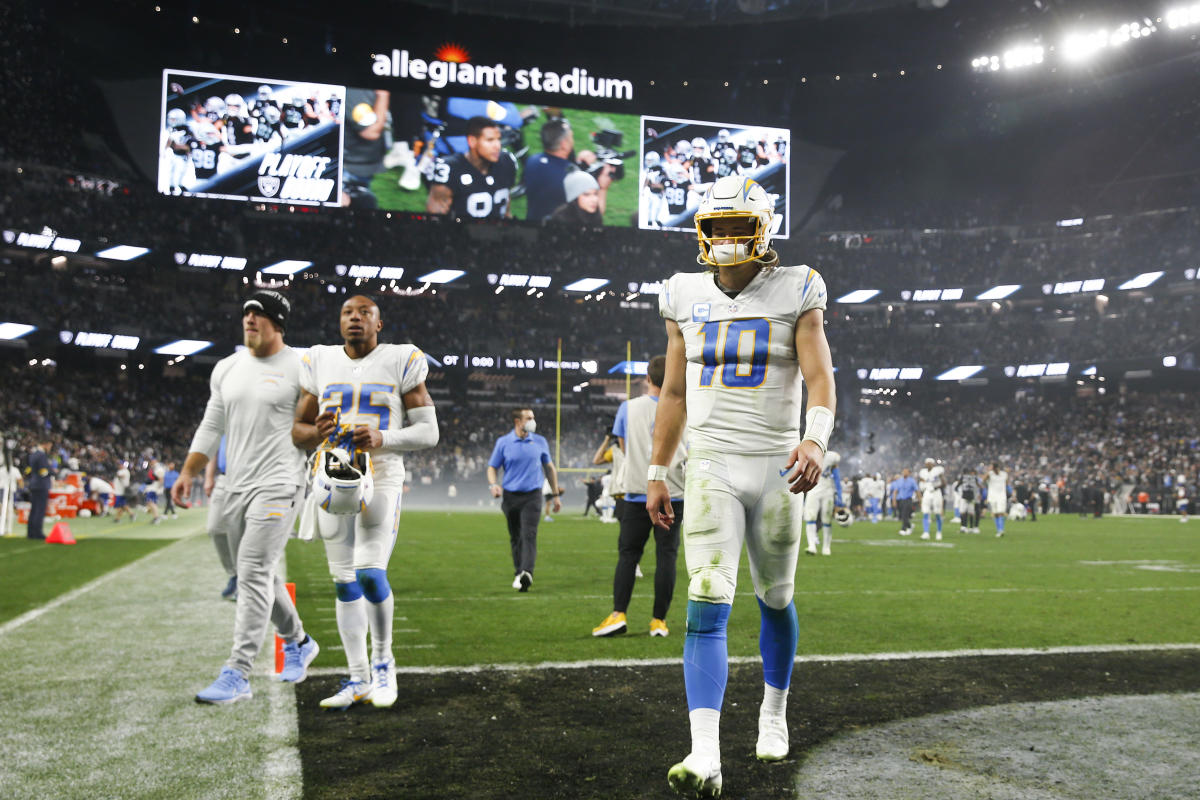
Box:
[918,466,944,493]
[301,343,429,486]
[660,265,828,455]
[987,470,1008,496]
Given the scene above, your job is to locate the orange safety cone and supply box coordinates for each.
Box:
[274,582,297,673]
[46,522,76,545]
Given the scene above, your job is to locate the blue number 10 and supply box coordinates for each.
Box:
[699,318,770,388]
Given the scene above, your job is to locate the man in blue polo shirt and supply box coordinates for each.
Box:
[892,467,918,536]
[487,408,562,592]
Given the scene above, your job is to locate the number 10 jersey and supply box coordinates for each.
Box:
[659,265,828,456]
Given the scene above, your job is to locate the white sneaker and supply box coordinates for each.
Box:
[371,659,398,708]
[935,533,942,541]
[820,544,831,556]
[667,753,722,798]
[756,710,789,761]
[319,678,371,709]
[635,564,644,578]
[920,531,930,540]
[511,574,522,590]
[898,529,911,536]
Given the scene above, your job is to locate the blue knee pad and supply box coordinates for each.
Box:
[758,597,799,690]
[683,600,731,712]
[355,568,391,603]
[335,580,363,603]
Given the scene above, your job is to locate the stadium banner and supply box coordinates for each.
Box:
[345,89,641,226]
[639,116,791,239]
[159,69,345,206]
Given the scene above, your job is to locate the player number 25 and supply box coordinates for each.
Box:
[698,318,770,388]
[320,383,393,430]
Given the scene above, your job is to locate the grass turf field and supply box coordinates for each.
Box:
[370,105,642,226]
[1,509,1197,798]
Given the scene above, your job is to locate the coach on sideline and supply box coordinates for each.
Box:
[487,408,561,592]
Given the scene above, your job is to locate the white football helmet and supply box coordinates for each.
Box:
[313,448,374,515]
[690,136,709,157]
[205,96,226,117]
[257,84,273,102]
[717,128,730,143]
[695,175,775,267]
[263,105,281,125]
[195,121,222,146]
[224,94,246,117]
[834,507,854,527]
[643,150,660,169]
[166,108,187,129]
[675,139,692,158]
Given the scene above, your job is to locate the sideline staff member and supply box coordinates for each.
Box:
[487,408,561,592]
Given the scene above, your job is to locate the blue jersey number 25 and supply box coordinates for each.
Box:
[698,318,770,388]
[320,383,393,430]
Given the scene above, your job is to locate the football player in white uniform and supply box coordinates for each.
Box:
[647,175,835,797]
[163,108,193,194]
[986,463,1009,537]
[1178,476,1190,523]
[804,450,842,556]
[293,295,439,710]
[918,458,945,541]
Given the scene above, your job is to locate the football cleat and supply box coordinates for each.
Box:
[370,658,398,708]
[821,544,831,556]
[805,542,817,556]
[518,571,532,592]
[650,618,669,637]
[220,575,238,601]
[319,678,371,710]
[667,753,722,798]
[593,611,627,637]
[278,636,319,683]
[920,532,930,540]
[195,667,251,705]
[756,710,789,761]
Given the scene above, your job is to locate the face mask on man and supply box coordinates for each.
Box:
[523,419,537,434]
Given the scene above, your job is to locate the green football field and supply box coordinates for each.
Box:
[1,509,1196,798]
[370,105,642,226]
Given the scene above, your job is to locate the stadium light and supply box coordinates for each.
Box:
[260,260,312,276]
[0,322,36,340]
[1163,355,1178,367]
[563,278,610,293]
[153,339,214,356]
[835,289,881,304]
[1002,44,1044,70]
[976,285,1021,300]
[417,269,466,284]
[95,245,150,261]
[1166,4,1200,29]
[1118,271,1164,290]
[935,365,984,381]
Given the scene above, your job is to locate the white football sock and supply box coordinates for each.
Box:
[335,597,369,681]
[822,524,832,550]
[762,683,788,717]
[689,708,721,763]
[366,592,394,664]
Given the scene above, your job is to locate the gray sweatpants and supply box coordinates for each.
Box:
[208,484,306,677]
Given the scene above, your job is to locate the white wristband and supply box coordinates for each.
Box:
[801,405,834,454]
[647,464,669,483]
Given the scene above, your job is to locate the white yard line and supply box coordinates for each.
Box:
[305,641,1200,677]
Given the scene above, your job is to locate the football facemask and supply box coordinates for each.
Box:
[695,176,774,267]
[314,447,374,515]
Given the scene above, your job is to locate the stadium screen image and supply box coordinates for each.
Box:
[159,69,345,206]
[639,115,790,237]
[353,90,642,226]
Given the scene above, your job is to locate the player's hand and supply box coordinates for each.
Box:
[647,481,674,530]
[552,496,562,513]
[203,474,215,497]
[314,410,337,440]
[171,473,191,507]
[490,484,503,498]
[783,441,824,494]
[352,426,383,450]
